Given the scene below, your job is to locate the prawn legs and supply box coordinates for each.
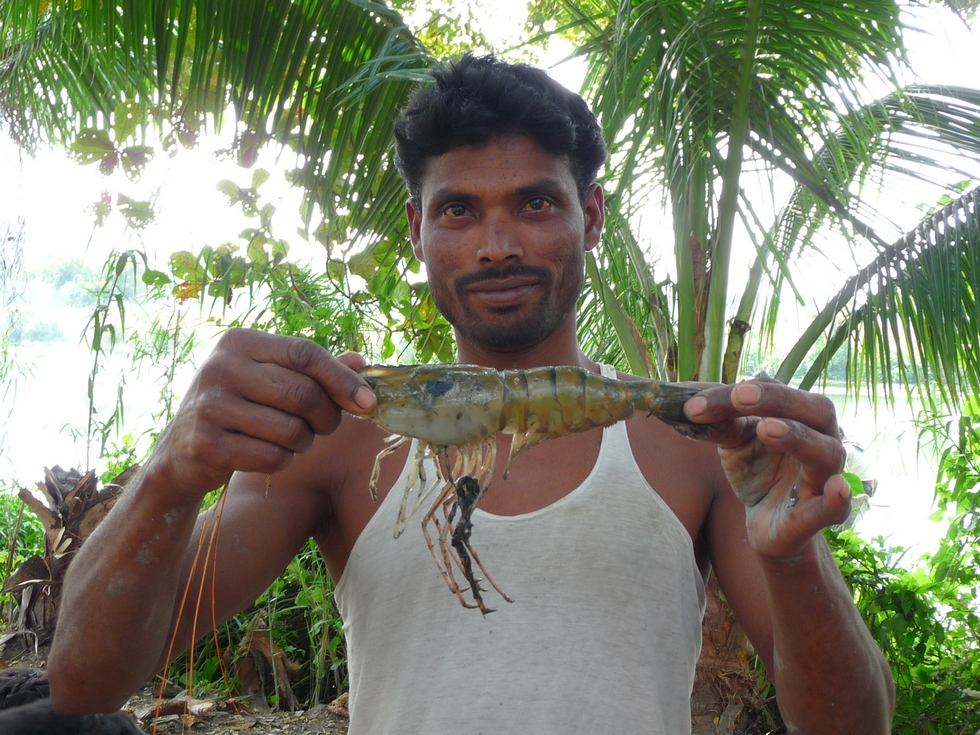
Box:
[359,364,704,613]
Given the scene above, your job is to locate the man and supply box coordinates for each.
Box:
[47,54,894,732]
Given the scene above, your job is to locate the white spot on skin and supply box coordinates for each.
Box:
[137,545,157,566]
[106,574,128,598]
[163,509,179,528]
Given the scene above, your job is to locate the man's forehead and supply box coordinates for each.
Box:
[418,135,576,201]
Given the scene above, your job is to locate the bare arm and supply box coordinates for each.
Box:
[47,329,376,714]
[689,381,894,733]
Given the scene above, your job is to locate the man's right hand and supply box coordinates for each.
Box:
[148,328,377,504]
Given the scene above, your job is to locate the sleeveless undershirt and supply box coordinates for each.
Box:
[335,364,706,734]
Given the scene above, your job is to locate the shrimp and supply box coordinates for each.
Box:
[357,364,705,614]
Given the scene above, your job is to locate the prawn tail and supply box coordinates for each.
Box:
[626,381,710,440]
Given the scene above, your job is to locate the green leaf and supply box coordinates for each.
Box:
[70,129,115,165]
[259,203,276,228]
[348,249,378,280]
[269,239,288,261]
[246,236,269,263]
[141,269,171,287]
[327,259,346,282]
[112,100,141,143]
[170,251,201,281]
[216,180,241,201]
[114,253,129,277]
[120,146,153,180]
[251,168,271,189]
[89,200,111,227]
[585,252,653,378]
[841,472,865,497]
[116,195,155,229]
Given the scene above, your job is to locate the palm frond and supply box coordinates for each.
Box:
[779,185,980,411]
[558,0,909,379]
[750,85,980,354]
[1,0,429,245]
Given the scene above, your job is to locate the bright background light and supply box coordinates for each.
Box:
[1,2,977,560]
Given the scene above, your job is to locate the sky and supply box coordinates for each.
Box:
[1,2,978,559]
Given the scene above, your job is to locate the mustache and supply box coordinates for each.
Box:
[455,264,553,292]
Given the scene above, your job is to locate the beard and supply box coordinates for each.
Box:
[430,250,585,354]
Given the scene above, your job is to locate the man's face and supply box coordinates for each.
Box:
[406,135,603,354]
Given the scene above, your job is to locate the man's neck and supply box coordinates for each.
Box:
[453,319,599,373]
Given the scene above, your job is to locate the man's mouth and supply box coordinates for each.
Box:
[465,277,539,308]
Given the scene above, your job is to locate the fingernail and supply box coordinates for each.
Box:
[353,385,376,411]
[735,382,763,406]
[765,418,789,438]
[685,396,707,417]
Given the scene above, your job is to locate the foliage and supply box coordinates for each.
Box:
[150,169,456,364]
[388,0,498,59]
[278,540,347,703]
[829,528,979,732]
[1,0,432,267]
[165,539,346,707]
[7,318,65,345]
[9,0,979,400]
[523,0,980,409]
[0,488,45,581]
[0,488,44,629]
[822,402,980,733]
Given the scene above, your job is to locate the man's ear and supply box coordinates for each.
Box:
[584,183,604,252]
[406,199,424,262]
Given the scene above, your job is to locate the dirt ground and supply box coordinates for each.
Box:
[124,687,351,735]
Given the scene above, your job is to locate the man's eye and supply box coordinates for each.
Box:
[523,197,552,212]
[443,204,468,217]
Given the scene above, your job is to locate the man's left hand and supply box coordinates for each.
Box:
[684,380,851,560]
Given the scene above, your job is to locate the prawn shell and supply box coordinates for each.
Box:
[501,366,634,433]
[359,364,504,446]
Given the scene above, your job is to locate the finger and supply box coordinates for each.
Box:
[221,329,376,417]
[232,361,345,437]
[337,351,369,371]
[174,422,298,485]
[212,431,298,476]
[686,380,838,436]
[217,398,317,455]
[783,475,853,534]
[680,385,755,446]
[756,417,847,483]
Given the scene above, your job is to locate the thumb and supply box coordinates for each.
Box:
[814,475,853,529]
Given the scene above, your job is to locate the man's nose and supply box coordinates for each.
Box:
[476,215,523,264]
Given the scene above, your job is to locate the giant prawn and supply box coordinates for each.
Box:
[357,364,706,614]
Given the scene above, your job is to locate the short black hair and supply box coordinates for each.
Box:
[394,53,606,205]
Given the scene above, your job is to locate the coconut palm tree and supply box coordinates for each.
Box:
[554,0,980,411]
[546,1,980,730]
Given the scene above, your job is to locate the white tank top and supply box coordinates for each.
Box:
[335,366,706,734]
